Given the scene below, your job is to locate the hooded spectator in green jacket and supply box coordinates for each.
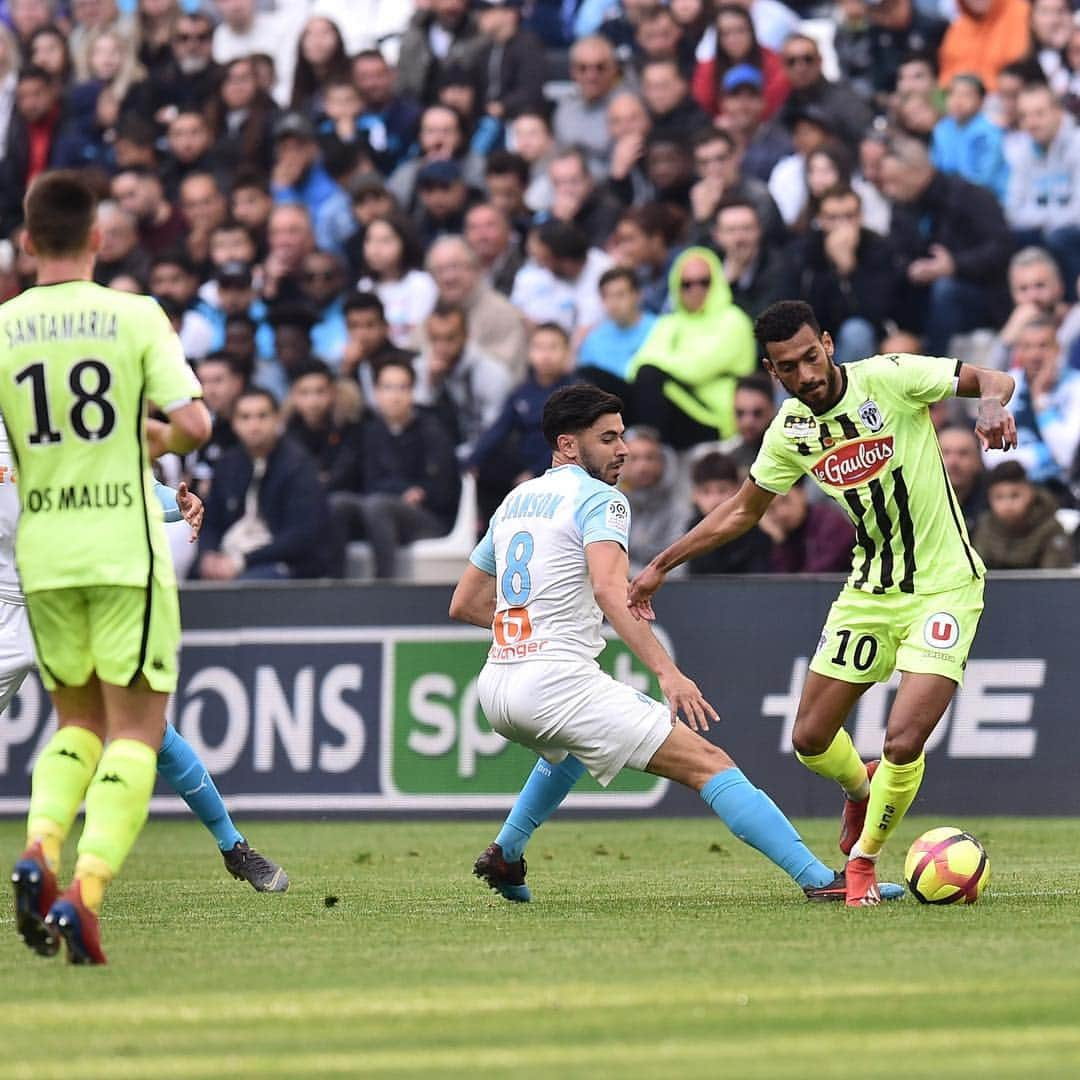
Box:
[629,246,756,448]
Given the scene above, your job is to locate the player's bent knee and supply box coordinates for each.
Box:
[791,724,831,758]
[882,731,924,765]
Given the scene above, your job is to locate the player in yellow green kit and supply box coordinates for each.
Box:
[629,301,1017,906]
[2,172,211,963]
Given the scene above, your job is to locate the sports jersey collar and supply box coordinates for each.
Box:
[809,364,851,417]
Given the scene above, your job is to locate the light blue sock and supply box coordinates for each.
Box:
[700,768,833,889]
[495,755,587,860]
[158,725,244,852]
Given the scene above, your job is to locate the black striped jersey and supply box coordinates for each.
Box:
[750,353,984,596]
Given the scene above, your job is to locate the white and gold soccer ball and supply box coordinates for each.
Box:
[904,827,991,905]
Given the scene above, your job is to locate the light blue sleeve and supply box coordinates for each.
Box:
[154,481,183,523]
[469,517,497,575]
[575,487,631,550]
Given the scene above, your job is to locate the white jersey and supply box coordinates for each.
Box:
[0,417,23,605]
[470,464,631,664]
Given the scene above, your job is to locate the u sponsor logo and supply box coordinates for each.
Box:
[923,612,960,650]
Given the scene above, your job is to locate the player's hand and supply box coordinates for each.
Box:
[659,669,719,733]
[145,417,171,460]
[176,482,204,542]
[976,399,1017,451]
[627,563,665,621]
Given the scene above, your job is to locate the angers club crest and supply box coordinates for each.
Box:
[857,399,884,433]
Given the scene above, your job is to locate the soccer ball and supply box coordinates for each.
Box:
[904,827,990,905]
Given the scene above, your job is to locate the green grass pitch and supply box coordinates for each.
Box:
[2,817,1079,1079]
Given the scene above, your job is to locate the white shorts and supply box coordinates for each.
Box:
[0,600,35,713]
[477,658,673,787]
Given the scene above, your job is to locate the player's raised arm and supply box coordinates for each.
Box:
[955,364,1017,451]
[628,478,775,619]
[449,563,498,629]
[587,539,718,732]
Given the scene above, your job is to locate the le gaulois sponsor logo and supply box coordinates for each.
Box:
[812,436,895,487]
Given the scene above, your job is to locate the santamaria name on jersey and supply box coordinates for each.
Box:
[4,309,120,348]
[499,491,565,521]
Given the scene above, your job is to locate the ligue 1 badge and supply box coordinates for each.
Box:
[858,399,884,433]
[783,414,818,442]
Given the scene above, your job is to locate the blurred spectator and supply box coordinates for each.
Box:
[67,0,133,81]
[719,64,794,184]
[230,169,275,252]
[939,422,988,530]
[833,0,874,102]
[261,202,316,306]
[469,321,577,516]
[507,111,556,213]
[630,246,756,446]
[179,171,228,272]
[312,0,415,57]
[641,57,711,140]
[464,202,523,296]
[0,67,64,231]
[331,359,460,579]
[212,0,305,108]
[149,250,215,360]
[690,127,785,243]
[973,460,1073,567]
[777,33,871,151]
[794,186,901,363]
[263,303,319,398]
[642,131,698,213]
[145,10,221,123]
[269,112,353,257]
[476,0,548,121]
[686,450,772,573]
[189,352,246,498]
[578,265,657,404]
[988,58,1044,165]
[861,0,947,107]
[204,56,278,179]
[1007,83,1080,301]
[358,212,438,347]
[991,247,1073,367]
[719,371,777,472]
[713,196,790,320]
[767,106,840,228]
[26,25,73,90]
[161,108,217,199]
[609,204,683,315]
[199,387,332,581]
[396,0,486,107]
[691,5,789,122]
[938,0,1031,92]
[595,0,657,69]
[619,426,686,576]
[201,260,270,363]
[1027,0,1073,93]
[340,292,416,400]
[760,478,856,572]
[996,315,1080,487]
[388,103,485,211]
[882,135,1012,353]
[8,0,53,51]
[545,145,624,250]
[894,87,942,141]
[284,358,364,492]
[111,165,185,258]
[413,302,515,460]
[412,160,482,249]
[93,200,150,286]
[290,16,351,119]
[352,48,420,177]
[425,234,527,379]
[511,219,612,340]
[299,251,349,369]
[634,5,693,77]
[222,313,259,382]
[554,34,621,177]
[931,74,1009,201]
[853,133,892,236]
[604,89,654,206]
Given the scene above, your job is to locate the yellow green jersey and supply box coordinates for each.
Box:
[0,280,201,593]
[750,353,984,596]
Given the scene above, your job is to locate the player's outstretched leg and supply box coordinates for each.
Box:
[474,755,586,902]
[12,723,103,956]
[47,736,158,964]
[157,725,289,892]
[646,724,903,902]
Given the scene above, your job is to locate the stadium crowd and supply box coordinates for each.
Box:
[0,0,1078,580]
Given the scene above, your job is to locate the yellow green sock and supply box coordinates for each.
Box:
[75,739,157,911]
[853,754,926,857]
[26,725,103,872]
[796,729,868,798]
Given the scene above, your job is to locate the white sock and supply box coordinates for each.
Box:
[850,844,878,863]
[844,777,870,802]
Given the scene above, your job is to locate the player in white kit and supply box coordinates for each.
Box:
[451,385,904,904]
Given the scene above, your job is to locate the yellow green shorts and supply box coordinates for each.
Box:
[26,581,180,693]
[808,578,985,688]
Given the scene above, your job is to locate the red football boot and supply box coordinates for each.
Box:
[839,759,879,856]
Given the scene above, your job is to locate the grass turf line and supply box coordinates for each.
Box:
[2,817,1079,1079]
